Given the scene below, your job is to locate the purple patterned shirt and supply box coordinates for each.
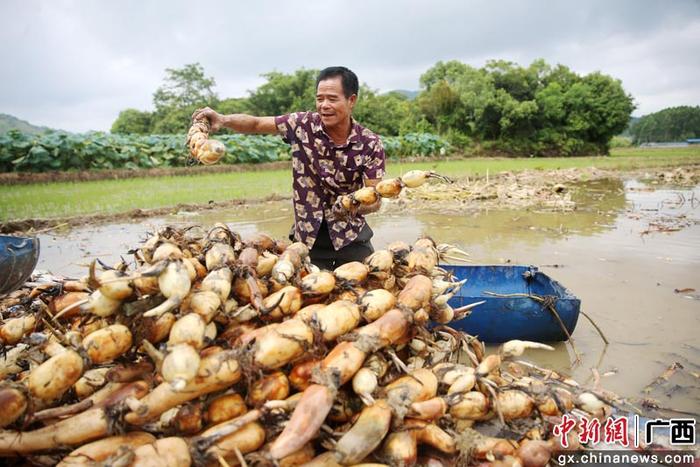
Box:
[274,111,386,250]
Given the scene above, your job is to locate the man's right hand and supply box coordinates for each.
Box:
[192,107,224,133]
[332,195,358,220]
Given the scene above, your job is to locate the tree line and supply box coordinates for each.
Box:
[112,60,636,156]
[628,106,700,144]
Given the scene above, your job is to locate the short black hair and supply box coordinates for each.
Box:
[316,66,359,98]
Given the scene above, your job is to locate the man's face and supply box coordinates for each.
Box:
[316,76,356,130]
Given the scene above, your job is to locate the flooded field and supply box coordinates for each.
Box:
[35,176,700,414]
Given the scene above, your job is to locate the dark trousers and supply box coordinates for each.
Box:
[303,221,374,271]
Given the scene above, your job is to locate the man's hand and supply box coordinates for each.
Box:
[332,196,356,220]
[356,178,382,215]
[356,197,381,215]
[191,110,277,135]
[192,107,224,133]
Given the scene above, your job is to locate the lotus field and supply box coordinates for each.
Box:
[0,130,451,173]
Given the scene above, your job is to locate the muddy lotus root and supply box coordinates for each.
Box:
[186,118,225,165]
[0,224,633,466]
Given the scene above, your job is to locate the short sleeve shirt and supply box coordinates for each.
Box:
[274,111,386,250]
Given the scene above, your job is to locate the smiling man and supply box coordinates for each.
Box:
[192,66,385,270]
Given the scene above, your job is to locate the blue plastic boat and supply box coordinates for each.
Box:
[0,235,40,295]
[441,265,580,343]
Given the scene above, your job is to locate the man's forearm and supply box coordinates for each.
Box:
[221,114,276,135]
[221,114,259,134]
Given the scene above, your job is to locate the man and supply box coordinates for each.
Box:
[192,66,385,270]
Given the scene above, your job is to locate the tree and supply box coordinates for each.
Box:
[247,69,318,116]
[417,80,461,134]
[151,107,197,134]
[353,88,418,136]
[152,63,218,112]
[148,63,219,134]
[218,97,252,116]
[486,59,540,101]
[416,59,634,155]
[417,63,494,136]
[111,109,152,134]
[419,60,472,90]
[559,72,635,153]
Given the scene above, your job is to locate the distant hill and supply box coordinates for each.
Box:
[0,114,53,135]
[387,89,419,100]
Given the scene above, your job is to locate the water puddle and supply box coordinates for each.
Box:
[35,178,700,412]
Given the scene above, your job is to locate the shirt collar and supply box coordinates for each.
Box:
[312,112,362,147]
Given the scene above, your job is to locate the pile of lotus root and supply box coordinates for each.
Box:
[1,224,621,467]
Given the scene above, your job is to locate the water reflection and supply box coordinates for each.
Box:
[374,178,627,251]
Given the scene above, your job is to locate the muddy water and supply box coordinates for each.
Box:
[36,178,700,413]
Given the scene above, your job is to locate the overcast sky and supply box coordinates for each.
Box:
[1,0,699,132]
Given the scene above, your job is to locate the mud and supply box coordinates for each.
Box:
[401,166,700,213]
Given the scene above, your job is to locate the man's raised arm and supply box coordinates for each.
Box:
[192,107,277,135]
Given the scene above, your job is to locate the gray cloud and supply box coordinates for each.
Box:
[1,0,698,132]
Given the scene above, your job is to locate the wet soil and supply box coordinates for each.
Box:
[29,168,700,414]
[4,166,697,235]
[0,194,290,234]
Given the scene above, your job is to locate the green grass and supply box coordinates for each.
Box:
[1,146,698,221]
[387,146,700,178]
[0,170,291,221]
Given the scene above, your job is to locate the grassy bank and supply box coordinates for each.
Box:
[1,146,698,221]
